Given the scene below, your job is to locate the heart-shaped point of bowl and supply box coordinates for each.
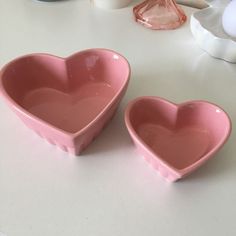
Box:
[0,49,130,155]
[125,97,231,181]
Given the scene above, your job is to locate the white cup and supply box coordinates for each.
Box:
[91,0,132,9]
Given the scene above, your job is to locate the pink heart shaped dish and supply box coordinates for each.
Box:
[125,97,231,181]
[0,49,130,155]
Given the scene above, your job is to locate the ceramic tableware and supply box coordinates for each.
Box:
[191,0,236,63]
[125,96,231,181]
[222,0,236,38]
[0,49,130,155]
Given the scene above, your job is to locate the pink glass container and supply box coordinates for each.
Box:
[133,0,187,30]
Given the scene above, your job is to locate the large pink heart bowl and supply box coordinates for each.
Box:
[0,49,130,155]
[125,96,232,182]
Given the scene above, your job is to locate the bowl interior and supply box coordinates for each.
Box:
[128,98,230,170]
[1,50,129,133]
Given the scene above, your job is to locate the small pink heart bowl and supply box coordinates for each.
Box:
[125,96,232,182]
[0,49,130,155]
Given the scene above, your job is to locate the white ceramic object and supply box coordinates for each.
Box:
[191,0,236,63]
[222,0,236,38]
[91,0,132,9]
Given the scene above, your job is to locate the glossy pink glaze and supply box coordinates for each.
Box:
[0,49,130,155]
[125,97,231,181]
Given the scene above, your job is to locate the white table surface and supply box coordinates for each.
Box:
[1,1,236,236]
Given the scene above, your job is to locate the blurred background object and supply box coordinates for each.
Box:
[177,0,209,8]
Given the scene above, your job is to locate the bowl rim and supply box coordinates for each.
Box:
[124,96,232,176]
[0,48,131,139]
